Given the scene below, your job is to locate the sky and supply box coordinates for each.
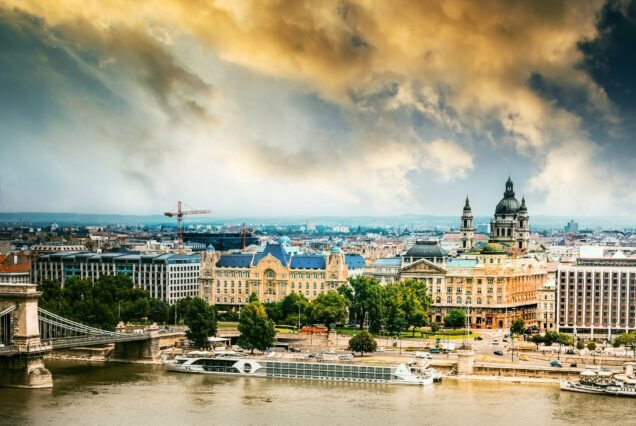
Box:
[0,0,635,218]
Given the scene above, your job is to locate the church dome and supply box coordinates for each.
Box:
[405,241,447,259]
[481,242,506,254]
[495,177,521,215]
[495,197,521,215]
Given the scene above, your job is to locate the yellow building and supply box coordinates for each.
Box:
[200,244,355,308]
[401,243,546,329]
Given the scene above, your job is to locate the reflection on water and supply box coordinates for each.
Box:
[0,360,633,426]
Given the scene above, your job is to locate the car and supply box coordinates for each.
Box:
[504,333,510,338]
[415,351,432,359]
[550,360,563,368]
[570,363,578,368]
[308,353,319,358]
[338,354,353,361]
[474,336,483,341]
[502,338,509,343]
[376,347,385,352]
[429,348,441,354]
[494,350,504,356]
[519,356,529,361]
[290,347,301,353]
[492,339,499,345]
[324,349,335,354]
[565,349,575,355]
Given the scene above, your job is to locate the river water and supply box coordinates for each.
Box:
[0,360,633,426]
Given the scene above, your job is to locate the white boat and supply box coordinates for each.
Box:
[560,363,636,397]
[164,354,434,386]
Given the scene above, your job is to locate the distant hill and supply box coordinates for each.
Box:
[0,211,635,231]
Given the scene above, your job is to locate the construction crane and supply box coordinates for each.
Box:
[241,223,253,251]
[164,201,211,253]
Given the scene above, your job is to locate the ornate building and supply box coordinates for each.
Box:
[460,197,474,251]
[489,177,530,251]
[200,243,359,309]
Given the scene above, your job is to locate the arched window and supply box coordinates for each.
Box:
[436,296,441,304]
[477,297,482,304]
[446,296,452,303]
[507,228,511,237]
[467,296,472,304]
[457,296,462,304]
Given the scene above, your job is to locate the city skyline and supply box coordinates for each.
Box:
[1,1,636,217]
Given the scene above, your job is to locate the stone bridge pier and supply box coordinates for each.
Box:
[0,284,53,388]
[111,332,162,362]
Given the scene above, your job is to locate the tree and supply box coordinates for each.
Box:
[430,322,440,333]
[149,299,170,324]
[444,309,466,330]
[400,280,431,336]
[308,291,348,338]
[345,276,383,329]
[530,334,544,349]
[248,292,259,303]
[510,317,525,336]
[183,298,217,349]
[587,341,597,351]
[238,301,276,354]
[576,340,585,350]
[614,330,636,359]
[348,330,377,356]
[382,284,407,337]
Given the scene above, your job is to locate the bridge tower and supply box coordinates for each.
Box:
[0,283,53,388]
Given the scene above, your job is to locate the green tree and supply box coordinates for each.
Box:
[348,330,377,356]
[530,333,544,349]
[430,321,440,333]
[345,276,384,330]
[183,298,217,349]
[444,309,466,330]
[587,341,597,351]
[149,299,170,324]
[238,301,276,353]
[614,330,636,359]
[510,317,525,336]
[248,292,259,303]
[400,280,431,336]
[308,291,348,338]
[576,340,585,350]
[382,285,407,337]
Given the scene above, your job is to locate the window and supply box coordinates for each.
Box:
[447,296,452,303]
[457,296,462,304]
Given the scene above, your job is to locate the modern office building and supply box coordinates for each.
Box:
[558,257,636,339]
[31,251,201,304]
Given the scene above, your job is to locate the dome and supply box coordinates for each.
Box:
[481,243,506,254]
[495,177,521,215]
[405,241,447,259]
[331,246,343,253]
[495,197,522,215]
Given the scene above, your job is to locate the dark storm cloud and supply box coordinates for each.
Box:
[0,5,215,196]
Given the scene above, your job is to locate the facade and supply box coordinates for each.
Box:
[401,252,544,329]
[0,252,31,284]
[558,257,636,339]
[489,178,530,252]
[200,243,355,308]
[402,241,448,267]
[363,257,402,285]
[31,252,200,303]
[536,269,557,332]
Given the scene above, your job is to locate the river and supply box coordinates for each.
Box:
[0,360,633,426]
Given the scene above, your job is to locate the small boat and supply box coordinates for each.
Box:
[560,362,636,397]
[164,353,434,386]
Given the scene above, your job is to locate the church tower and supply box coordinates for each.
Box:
[460,196,474,251]
[517,196,529,251]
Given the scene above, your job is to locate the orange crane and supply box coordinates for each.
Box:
[241,223,253,251]
[164,201,211,253]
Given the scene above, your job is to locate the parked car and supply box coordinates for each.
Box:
[570,363,578,368]
[324,349,335,354]
[494,350,504,356]
[474,336,483,341]
[290,347,301,353]
[415,351,433,359]
[376,347,385,352]
[502,338,509,343]
[338,354,354,361]
[492,339,499,345]
[429,348,441,354]
[550,360,563,368]
[519,356,529,361]
[565,349,575,355]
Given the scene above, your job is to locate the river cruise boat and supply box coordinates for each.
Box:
[560,363,636,397]
[164,354,436,386]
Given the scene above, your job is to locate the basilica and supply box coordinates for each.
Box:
[461,177,530,253]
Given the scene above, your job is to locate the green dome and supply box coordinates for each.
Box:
[481,243,506,254]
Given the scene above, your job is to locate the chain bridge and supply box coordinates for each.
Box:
[1,283,177,389]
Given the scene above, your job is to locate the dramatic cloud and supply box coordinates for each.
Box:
[1,0,635,217]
